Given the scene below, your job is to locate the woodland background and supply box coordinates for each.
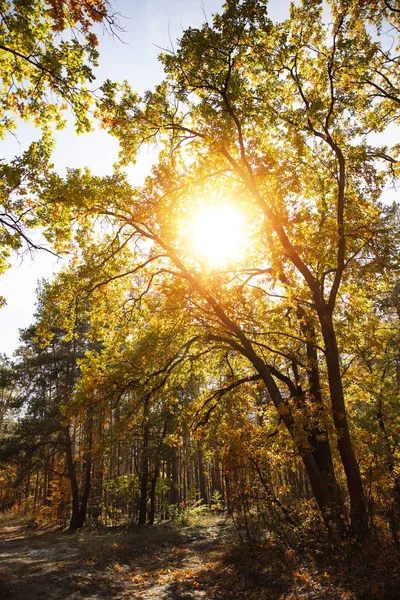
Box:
[0,1,399,577]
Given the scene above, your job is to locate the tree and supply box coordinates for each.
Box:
[0,0,117,282]
[0,0,116,134]
[21,0,400,539]
[0,279,100,529]
[90,0,400,536]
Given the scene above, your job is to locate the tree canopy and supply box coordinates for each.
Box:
[0,0,399,566]
[0,0,118,290]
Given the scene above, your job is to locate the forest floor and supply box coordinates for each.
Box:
[0,516,399,600]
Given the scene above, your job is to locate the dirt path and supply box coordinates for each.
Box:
[0,519,233,600]
[3,518,398,600]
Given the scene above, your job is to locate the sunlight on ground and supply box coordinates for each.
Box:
[190,205,246,267]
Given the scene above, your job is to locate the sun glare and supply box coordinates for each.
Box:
[191,204,245,267]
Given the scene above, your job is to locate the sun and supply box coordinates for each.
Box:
[191,204,245,267]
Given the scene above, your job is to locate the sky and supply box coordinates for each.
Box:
[0,0,294,357]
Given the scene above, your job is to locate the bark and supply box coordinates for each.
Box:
[64,425,81,530]
[148,467,159,525]
[211,454,222,498]
[377,400,400,547]
[319,307,368,537]
[138,401,150,525]
[210,331,347,531]
[33,473,39,512]
[65,411,93,530]
[138,469,148,524]
[300,310,345,532]
[76,415,93,528]
[198,446,208,505]
[148,419,168,524]
[253,356,345,529]
[90,411,104,523]
[234,341,340,527]
[169,447,179,505]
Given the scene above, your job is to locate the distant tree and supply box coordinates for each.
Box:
[0,281,97,529]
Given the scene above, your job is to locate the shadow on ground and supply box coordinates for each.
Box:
[1,520,399,599]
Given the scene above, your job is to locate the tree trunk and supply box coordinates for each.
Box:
[169,447,179,505]
[319,308,368,537]
[198,445,208,504]
[148,466,159,525]
[377,399,400,547]
[300,310,345,532]
[138,472,148,525]
[76,415,93,529]
[244,346,346,531]
[64,425,81,530]
[65,411,93,530]
[138,402,150,525]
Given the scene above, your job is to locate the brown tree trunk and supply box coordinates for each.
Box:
[377,399,400,547]
[138,401,150,525]
[241,344,346,531]
[138,471,148,525]
[198,445,208,505]
[148,466,159,525]
[319,308,368,537]
[300,310,345,532]
[65,410,93,530]
[169,447,179,505]
[64,425,81,530]
[76,412,93,529]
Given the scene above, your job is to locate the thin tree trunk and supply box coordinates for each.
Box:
[377,398,400,547]
[64,425,81,530]
[148,466,159,525]
[319,308,368,537]
[169,447,179,505]
[300,310,345,532]
[198,445,208,504]
[76,411,93,528]
[138,400,150,525]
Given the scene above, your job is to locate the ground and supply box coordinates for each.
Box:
[1,517,232,600]
[0,517,399,599]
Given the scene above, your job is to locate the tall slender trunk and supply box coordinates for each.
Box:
[198,445,208,504]
[148,466,159,525]
[76,412,93,528]
[300,310,345,531]
[33,473,39,511]
[76,451,91,528]
[65,411,93,530]
[319,308,368,536]
[90,409,104,524]
[211,453,222,499]
[138,400,150,525]
[169,446,179,504]
[377,398,400,547]
[138,471,148,525]
[64,425,80,530]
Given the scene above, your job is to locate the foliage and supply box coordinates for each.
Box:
[169,498,209,527]
[0,0,110,135]
[0,0,117,278]
[1,0,400,562]
[51,0,400,537]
